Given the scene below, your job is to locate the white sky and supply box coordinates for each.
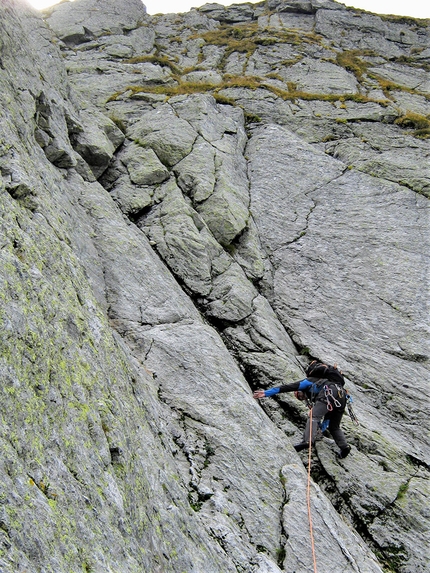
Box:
[27,0,430,19]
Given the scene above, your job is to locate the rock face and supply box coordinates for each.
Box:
[0,0,428,572]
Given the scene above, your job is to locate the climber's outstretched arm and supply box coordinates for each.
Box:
[253,380,306,399]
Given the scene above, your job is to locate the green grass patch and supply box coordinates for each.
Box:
[194,21,260,56]
[396,480,410,501]
[263,83,385,105]
[212,93,235,106]
[391,55,430,72]
[108,114,127,134]
[395,111,430,130]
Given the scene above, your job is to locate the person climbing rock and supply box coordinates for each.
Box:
[253,361,351,459]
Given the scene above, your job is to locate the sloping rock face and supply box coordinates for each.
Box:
[0,1,428,572]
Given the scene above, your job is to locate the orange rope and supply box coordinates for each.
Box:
[306,408,318,573]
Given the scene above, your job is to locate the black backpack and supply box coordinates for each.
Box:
[306,361,345,386]
[306,361,359,424]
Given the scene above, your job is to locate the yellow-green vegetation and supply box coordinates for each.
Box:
[107,70,389,109]
[265,72,284,81]
[279,55,304,67]
[262,83,382,104]
[344,5,429,27]
[124,54,182,75]
[367,72,430,101]
[108,114,127,134]
[107,18,426,140]
[378,13,430,27]
[212,91,237,106]
[391,55,430,72]
[395,480,410,502]
[332,50,430,109]
[243,110,262,123]
[191,21,261,57]
[334,49,374,81]
[395,111,430,138]
[191,22,322,70]
[222,74,262,89]
[108,81,219,101]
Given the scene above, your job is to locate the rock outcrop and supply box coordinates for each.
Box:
[0,0,428,572]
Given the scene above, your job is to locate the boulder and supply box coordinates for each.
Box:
[45,0,148,43]
[128,104,198,167]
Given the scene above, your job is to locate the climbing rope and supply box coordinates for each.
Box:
[306,408,318,573]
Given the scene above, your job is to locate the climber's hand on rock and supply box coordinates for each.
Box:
[253,390,265,399]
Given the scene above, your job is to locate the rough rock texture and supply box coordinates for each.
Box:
[0,0,429,572]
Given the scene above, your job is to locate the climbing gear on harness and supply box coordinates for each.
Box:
[345,392,359,425]
[323,385,342,410]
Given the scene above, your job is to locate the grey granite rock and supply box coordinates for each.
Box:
[324,122,430,196]
[120,142,170,185]
[128,104,198,167]
[45,0,148,43]
[279,57,360,94]
[174,137,217,202]
[1,1,429,572]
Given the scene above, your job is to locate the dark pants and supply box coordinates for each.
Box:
[304,385,348,449]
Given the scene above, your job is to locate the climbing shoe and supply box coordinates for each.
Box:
[294,442,309,452]
[338,445,351,459]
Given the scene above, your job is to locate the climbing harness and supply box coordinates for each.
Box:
[323,384,359,425]
[306,408,318,573]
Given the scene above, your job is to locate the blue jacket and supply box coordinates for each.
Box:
[264,378,320,397]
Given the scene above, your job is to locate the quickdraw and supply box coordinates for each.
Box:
[346,392,360,425]
[323,385,341,411]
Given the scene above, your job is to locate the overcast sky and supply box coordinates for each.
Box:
[28,0,430,19]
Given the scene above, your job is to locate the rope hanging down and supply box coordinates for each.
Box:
[306,408,318,573]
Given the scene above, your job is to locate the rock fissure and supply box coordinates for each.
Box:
[307,453,397,567]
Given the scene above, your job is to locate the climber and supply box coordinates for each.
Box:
[253,361,351,459]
